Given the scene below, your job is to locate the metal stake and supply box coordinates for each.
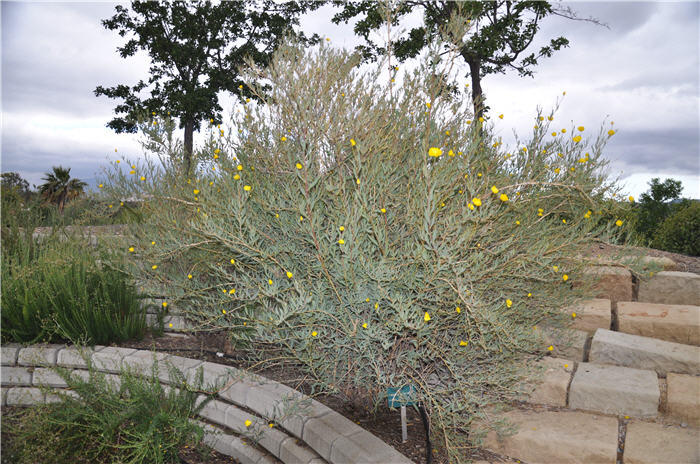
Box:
[401,405,408,443]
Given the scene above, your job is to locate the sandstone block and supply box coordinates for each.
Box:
[563,298,612,334]
[481,409,618,464]
[330,429,412,464]
[201,427,267,464]
[57,345,105,369]
[524,357,574,407]
[542,328,589,361]
[618,302,700,346]
[159,355,203,383]
[624,421,699,464]
[122,350,170,378]
[638,271,700,306]
[589,329,700,376]
[279,436,325,464]
[666,373,700,427]
[569,363,659,418]
[585,266,633,302]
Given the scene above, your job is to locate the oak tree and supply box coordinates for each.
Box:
[96,0,320,176]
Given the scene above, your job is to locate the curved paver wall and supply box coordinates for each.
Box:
[0,344,412,464]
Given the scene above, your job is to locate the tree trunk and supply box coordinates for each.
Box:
[467,58,485,121]
[183,119,194,177]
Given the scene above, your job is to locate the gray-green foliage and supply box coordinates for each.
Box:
[102,38,626,460]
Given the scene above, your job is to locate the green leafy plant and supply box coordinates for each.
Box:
[1,353,217,464]
[1,229,147,344]
[652,202,700,256]
[102,35,632,461]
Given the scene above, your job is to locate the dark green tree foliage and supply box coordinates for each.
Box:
[39,166,87,213]
[1,172,31,197]
[634,178,685,243]
[332,1,587,119]
[95,0,321,175]
[652,202,700,256]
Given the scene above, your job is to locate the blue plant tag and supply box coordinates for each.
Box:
[387,385,417,407]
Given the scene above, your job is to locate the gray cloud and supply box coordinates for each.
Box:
[606,127,700,174]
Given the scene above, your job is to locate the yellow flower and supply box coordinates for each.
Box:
[194,189,199,195]
[245,420,252,427]
[98,184,103,188]
[608,129,616,136]
[338,239,345,245]
[339,226,345,231]
[562,219,567,224]
[362,323,367,329]
[424,312,431,322]
[571,312,577,318]
[243,185,252,191]
[547,345,554,351]
[128,247,134,252]
[151,241,155,245]
[428,147,442,158]
[499,193,508,202]
[426,102,431,108]
[527,292,532,297]
[472,198,482,207]
[129,170,135,175]
[459,340,469,346]
[551,132,557,137]
[140,176,146,181]
[169,323,173,328]
[615,219,623,227]
[267,279,274,285]
[477,172,482,177]
[628,196,634,203]
[554,167,560,174]
[162,302,168,308]
[237,165,243,171]
[233,174,240,180]
[562,274,569,281]
[281,136,287,142]
[506,299,513,308]
[479,117,484,123]
[350,139,356,146]
[456,306,461,313]
[561,128,567,133]
[553,265,559,272]
[229,289,236,294]
[300,215,303,221]
[467,203,475,210]
[491,185,499,194]
[466,120,471,125]
[380,208,386,213]
[311,331,317,337]
[499,114,504,119]
[294,162,303,170]
[286,271,293,279]
[356,178,360,185]
[374,302,379,310]
[577,126,584,132]
[584,210,592,218]
[188,274,193,279]
[515,220,520,225]
[230,258,235,264]
[152,265,158,270]
[214,148,220,154]
[573,135,582,143]
[448,149,455,157]
[366,298,370,303]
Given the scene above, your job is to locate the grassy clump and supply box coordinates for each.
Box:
[1,223,147,344]
[101,36,633,461]
[1,353,216,464]
[652,201,700,256]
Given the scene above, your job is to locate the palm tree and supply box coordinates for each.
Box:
[39,166,87,212]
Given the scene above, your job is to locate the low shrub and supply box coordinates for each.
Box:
[1,353,216,464]
[652,202,700,256]
[102,37,634,461]
[1,228,147,344]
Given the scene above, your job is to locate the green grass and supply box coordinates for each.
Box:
[1,352,218,464]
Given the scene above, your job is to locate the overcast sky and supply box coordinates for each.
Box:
[1,1,698,199]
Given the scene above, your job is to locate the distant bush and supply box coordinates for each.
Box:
[102,37,633,461]
[652,202,700,256]
[1,228,147,344]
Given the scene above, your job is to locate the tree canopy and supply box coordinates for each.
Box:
[95,0,322,175]
[331,1,596,120]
